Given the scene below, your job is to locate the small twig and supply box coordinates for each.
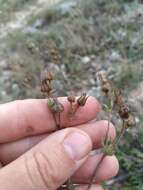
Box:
[58,113,62,129]
[104,109,112,145]
[66,179,75,190]
[87,108,113,190]
[87,154,106,190]
[113,121,126,146]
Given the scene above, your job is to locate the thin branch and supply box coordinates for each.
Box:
[87,154,106,190]
[104,109,112,145]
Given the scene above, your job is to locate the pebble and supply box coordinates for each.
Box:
[81,56,91,64]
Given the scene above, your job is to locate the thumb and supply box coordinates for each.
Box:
[0,128,92,190]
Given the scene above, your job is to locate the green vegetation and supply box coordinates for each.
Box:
[0,0,36,23]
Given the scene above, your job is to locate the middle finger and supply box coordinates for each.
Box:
[0,120,115,165]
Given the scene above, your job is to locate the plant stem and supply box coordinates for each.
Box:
[66,179,75,190]
[113,120,126,146]
[53,113,60,130]
[87,106,113,190]
[104,109,112,145]
[58,113,61,129]
[86,154,106,190]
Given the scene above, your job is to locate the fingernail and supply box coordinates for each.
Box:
[63,132,91,160]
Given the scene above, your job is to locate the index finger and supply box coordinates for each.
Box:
[0,97,100,143]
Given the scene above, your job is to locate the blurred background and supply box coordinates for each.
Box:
[0,0,143,189]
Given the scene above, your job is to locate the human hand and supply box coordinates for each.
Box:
[0,97,119,190]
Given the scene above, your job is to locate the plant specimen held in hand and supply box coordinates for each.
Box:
[41,70,89,190]
[40,69,135,190]
[86,71,136,190]
[41,71,64,130]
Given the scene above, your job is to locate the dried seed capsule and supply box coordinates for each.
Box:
[41,71,53,96]
[41,82,52,93]
[102,137,116,156]
[125,114,136,128]
[47,71,53,82]
[47,97,55,107]
[97,72,113,96]
[41,70,53,84]
[119,104,130,119]
[67,92,76,103]
[77,93,88,106]
[101,82,111,94]
[103,143,116,156]
[54,102,64,113]
[47,98,64,113]
[114,89,124,106]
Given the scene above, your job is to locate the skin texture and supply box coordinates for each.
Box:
[0,97,119,190]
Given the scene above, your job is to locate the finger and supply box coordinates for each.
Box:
[72,154,119,183]
[0,97,100,143]
[0,128,92,190]
[79,120,116,148]
[0,134,48,165]
[0,121,115,165]
[75,184,104,190]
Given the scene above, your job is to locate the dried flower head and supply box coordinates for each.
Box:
[125,114,136,128]
[47,98,64,113]
[41,70,53,83]
[67,92,76,103]
[114,88,124,106]
[41,81,52,93]
[87,71,137,190]
[77,93,89,106]
[41,71,54,96]
[97,72,112,96]
[103,141,116,156]
[47,71,53,82]
[119,104,130,119]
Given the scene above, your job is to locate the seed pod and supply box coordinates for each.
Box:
[114,89,124,106]
[102,138,116,156]
[47,71,53,82]
[67,92,76,103]
[125,114,136,128]
[119,104,130,119]
[103,143,116,156]
[47,98,64,113]
[54,102,64,113]
[101,81,111,95]
[77,93,88,106]
[47,98,55,109]
[41,71,53,96]
[97,72,112,96]
[41,70,53,84]
[41,82,52,93]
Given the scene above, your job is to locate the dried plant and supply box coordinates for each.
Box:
[67,92,89,118]
[41,71,88,190]
[86,71,136,190]
[40,69,136,190]
[41,71,64,129]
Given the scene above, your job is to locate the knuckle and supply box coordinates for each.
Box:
[23,155,37,188]
[33,151,60,189]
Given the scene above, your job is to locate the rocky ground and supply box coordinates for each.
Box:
[0,0,143,189]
